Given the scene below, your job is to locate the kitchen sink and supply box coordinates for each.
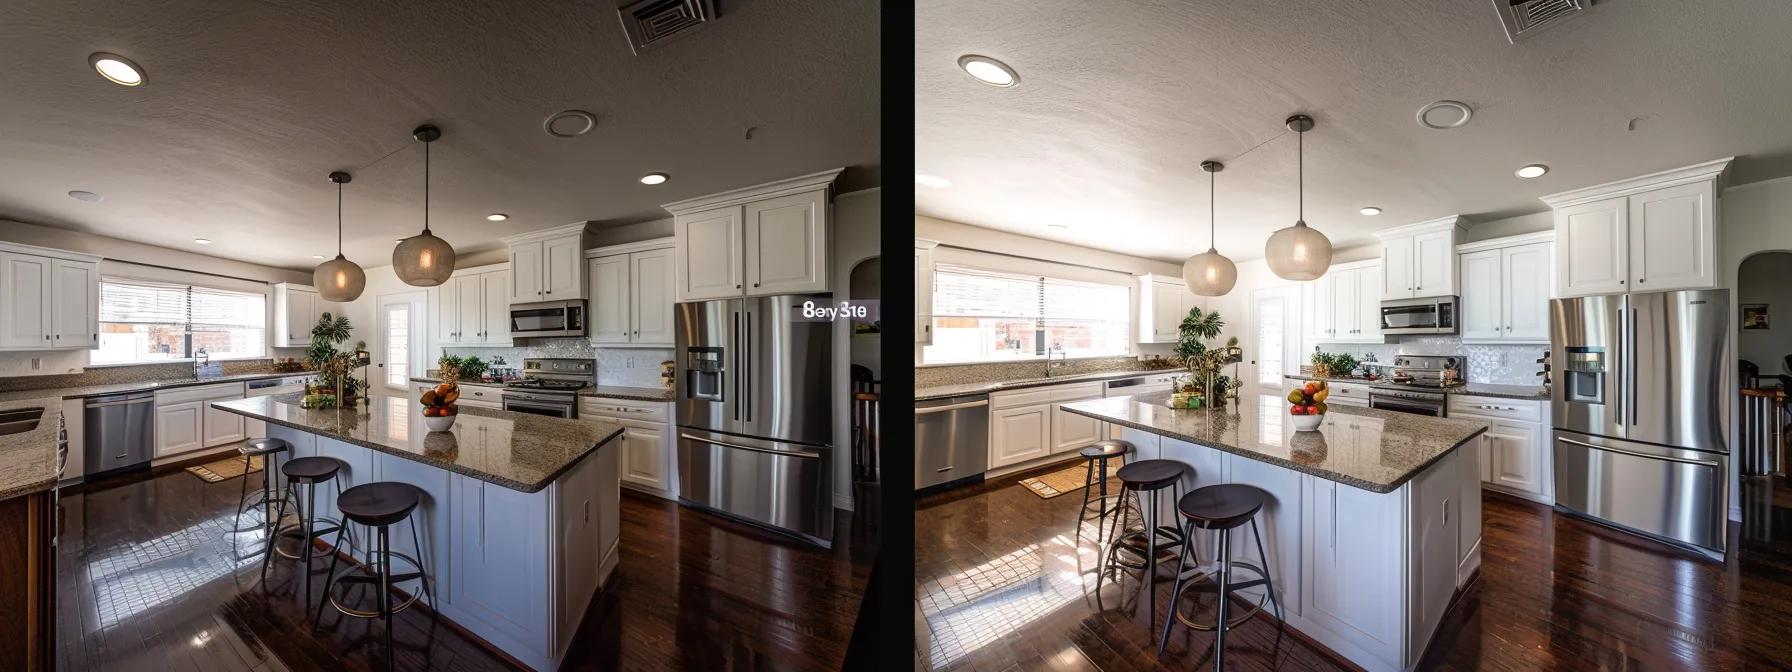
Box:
[0,408,45,436]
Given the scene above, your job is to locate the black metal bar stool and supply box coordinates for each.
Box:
[263,456,348,609]
[232,437,293,535]
[315,481,435,668]
[1077,439,1132,539]
[1158,483,1284,668]
[1099,458,1190,627]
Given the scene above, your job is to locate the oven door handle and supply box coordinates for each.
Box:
[504,399,575,417]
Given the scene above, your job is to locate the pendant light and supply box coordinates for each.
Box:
[1264,114,1333,281]
[393,124,456,286]
[1183,160,1237,296]
[313,171,366,302]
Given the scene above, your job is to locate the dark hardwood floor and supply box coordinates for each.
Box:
[53,459,874,671]
[916,459,1792,671]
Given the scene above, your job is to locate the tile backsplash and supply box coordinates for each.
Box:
[443,338,670,388]
[1316,336,1549,386]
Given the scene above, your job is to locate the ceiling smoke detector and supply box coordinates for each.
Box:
[1491,0,1589,43]
[617,0,716,55]
[1416,101,1473,130]
[543,110,597,138]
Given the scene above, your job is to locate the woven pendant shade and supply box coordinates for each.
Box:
[394,125,456,287]
[313,171,366,301]
[1265,115,1334,281]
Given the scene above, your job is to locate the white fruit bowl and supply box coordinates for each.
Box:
[423,413,458,432]
[1290,412,1325,432]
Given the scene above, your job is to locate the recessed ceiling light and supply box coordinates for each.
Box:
[957,55,1019,87]
[312,255,326,260]
[542,109,596,138]
[1516,164,1549,179]
[89,53,144,86]
[639,172,669,185]
[915,173,952,188]
[193,238,211,245]
[67,190,103,202]
[1416,100,1472,129]
[486,213,508,221]
[1360,206,1382,216]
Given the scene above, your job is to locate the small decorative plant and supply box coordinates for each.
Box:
[1175,307,1242,408]
[304,313,359,406]
[1310,351,1360,379]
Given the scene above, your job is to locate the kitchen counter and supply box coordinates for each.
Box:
[410,376,675,402]
[1284,373,1549,400]
[916,368,1180,401]
[211,393,623,493]
[0,397,61,500]
[0,370,309,404]
[1062,391,1487,493]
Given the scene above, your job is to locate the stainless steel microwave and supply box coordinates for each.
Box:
[509,300,586,338]
[1380,296,1458,335]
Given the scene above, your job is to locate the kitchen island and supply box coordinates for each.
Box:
[211,393,624,671]
[1061,392,1488,672]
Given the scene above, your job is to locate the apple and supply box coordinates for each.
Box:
[1304,382,1321,396]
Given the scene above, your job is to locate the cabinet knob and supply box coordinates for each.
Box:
[1619,280,1625,285]
[1639,279,1646,284]
[546,290,552,295]
[736,284,742,289]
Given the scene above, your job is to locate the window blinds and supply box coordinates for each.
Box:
[98,279,188,324]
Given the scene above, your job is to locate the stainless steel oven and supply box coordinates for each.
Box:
[1380,296,1458,335]
[1368,387,1447,417]
[508,300,586,338]
[501,390,577,418]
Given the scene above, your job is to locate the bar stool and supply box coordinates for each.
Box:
[1099,458,1190,627]
[316,481,435,667]
[1158,483,1284,668]
[1077,439,1132,539]
[263,456,348,609]
[232,437,292,535]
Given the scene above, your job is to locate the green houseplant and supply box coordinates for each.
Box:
[305,313,360,406]
[1175,307,1242,407]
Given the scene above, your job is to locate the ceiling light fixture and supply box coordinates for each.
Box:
[915,173,952,188]
[314,171,366,302]
[543,109,597,138]
[193,238,212,245]
[1360,206,1382,216]
[639,173,669,185]
[1516,164,1549,179]
[392,125,456,286]
[313,255,326,260]
[67,190,103,202]
[1264,114,1334,281]
[1184,160,1237,297]
[486,213,508,221]
[1416,100,1472,129]
[957,55,1019,87]
[88,53,143,86]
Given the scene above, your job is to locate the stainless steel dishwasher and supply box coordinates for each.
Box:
[84,391,155,477]
[916,394,989,490]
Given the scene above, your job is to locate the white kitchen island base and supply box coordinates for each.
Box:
[264,422,621,671]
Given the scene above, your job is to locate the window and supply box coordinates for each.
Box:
[92,279,266,365]
[921,264,1130,364]
[384,303,411,388]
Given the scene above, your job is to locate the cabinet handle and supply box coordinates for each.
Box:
[1639,278,1646,284]
[752,282,759,288]
[736,284,742,289]
[546,290,552,295]
[1619,280,1625,285]
[44,335,49,341]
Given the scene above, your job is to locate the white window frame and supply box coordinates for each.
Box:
[91,277,268,366]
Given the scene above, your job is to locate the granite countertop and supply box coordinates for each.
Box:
[211,393,623,493]
[916,368,1181,402]
[1284,374,1548,400]
[1062,391,1489,493]
[411,377,674,402]
[0,397,62,500]
[410,376,509,388]
[0,370,312,404]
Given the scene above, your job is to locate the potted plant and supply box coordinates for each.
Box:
[1174,307,1243,408]
[304,313,359,407]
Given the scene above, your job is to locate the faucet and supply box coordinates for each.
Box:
[1045,345,1068,377]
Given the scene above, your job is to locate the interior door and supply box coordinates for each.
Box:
[379,292,427,396]
[1252,286,1302,394]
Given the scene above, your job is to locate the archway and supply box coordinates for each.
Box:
[847,256,881,486]
[1737,250,1792,549]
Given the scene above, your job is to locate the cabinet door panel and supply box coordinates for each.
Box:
[1555,197,1628,298]
[1305,274,1334,341]
[1629,182,1715,291]
[1356,266,1383,340]
[451,475,551,649]
[1502,243,1551,341]
[0,252,52,348]
[481,272,511,343]
[1458,249,1503,340]
[631,248,676,346]
[1488,422,1541,493]
[436,281,459,344]
[1151,281,1182,342]
[374,453,454,610]
[675,206,744,301]
[456,275,484,342]
[588,255,631,344]
[1333,268,1361,337]
[1050,402,1102,453]
[1413,230,1455,295]
[154,402,203,458]
[1381,239,1414,300]
[744,191,827,295]
[621,426,667,491]
[989,406,1050,468]
[52,259,97,349]
[201,397,245,447]
[1304,476,1401,660]
[544,235,584,299]
[509,241,545,302]
[288,290,316,346]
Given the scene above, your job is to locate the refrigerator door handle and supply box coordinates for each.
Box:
[730,309,741,422]
[1557,437,1721,468]
[680,432,822,459]
[743,308,752,423]
[1628,304,1639,426]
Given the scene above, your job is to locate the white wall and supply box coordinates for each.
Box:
[1738,252,1792,374]
[1465,211,1553,243]
[833,188,880,511]
[1721,174,1792,522]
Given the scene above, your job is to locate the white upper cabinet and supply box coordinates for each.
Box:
[1541,157,1729,299]
[586,239,676,347]
[0,244,101,352]
[503,224,591,304]
[664,168,841,302]
[1138,274,1203,343]
[1306,261,1383,343]
[744,190,829,295]
[1456,234,1554,344]
[274,282,325,347]
[1376,216,1466,300]
[437,264,514,346]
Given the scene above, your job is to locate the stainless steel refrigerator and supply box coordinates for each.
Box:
[1550,288,1731,559]
[675,294,834,547]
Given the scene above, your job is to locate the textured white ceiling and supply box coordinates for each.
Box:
[916,0,1792,263]
[0,0,879,271]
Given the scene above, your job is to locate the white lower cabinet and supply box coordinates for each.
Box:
[155,382,247,458]
[1050,402,1102,453]
[1448,395,1551,503]
[989,405,1050,468]
[989,382,1104,470]
[153,402,203,458]
[580,397,676,498]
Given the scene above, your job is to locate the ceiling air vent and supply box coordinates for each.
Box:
[617,0,716,55]
[1492,0,1588,43]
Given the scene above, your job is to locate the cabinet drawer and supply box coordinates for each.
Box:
[1448,395,1540,422]
[1326,382,1371,401]
[990,388,1056,410]
[579,397,670,422]
[1049,382,1104,402]
[461,385,504,404]
[154,382,248,405]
